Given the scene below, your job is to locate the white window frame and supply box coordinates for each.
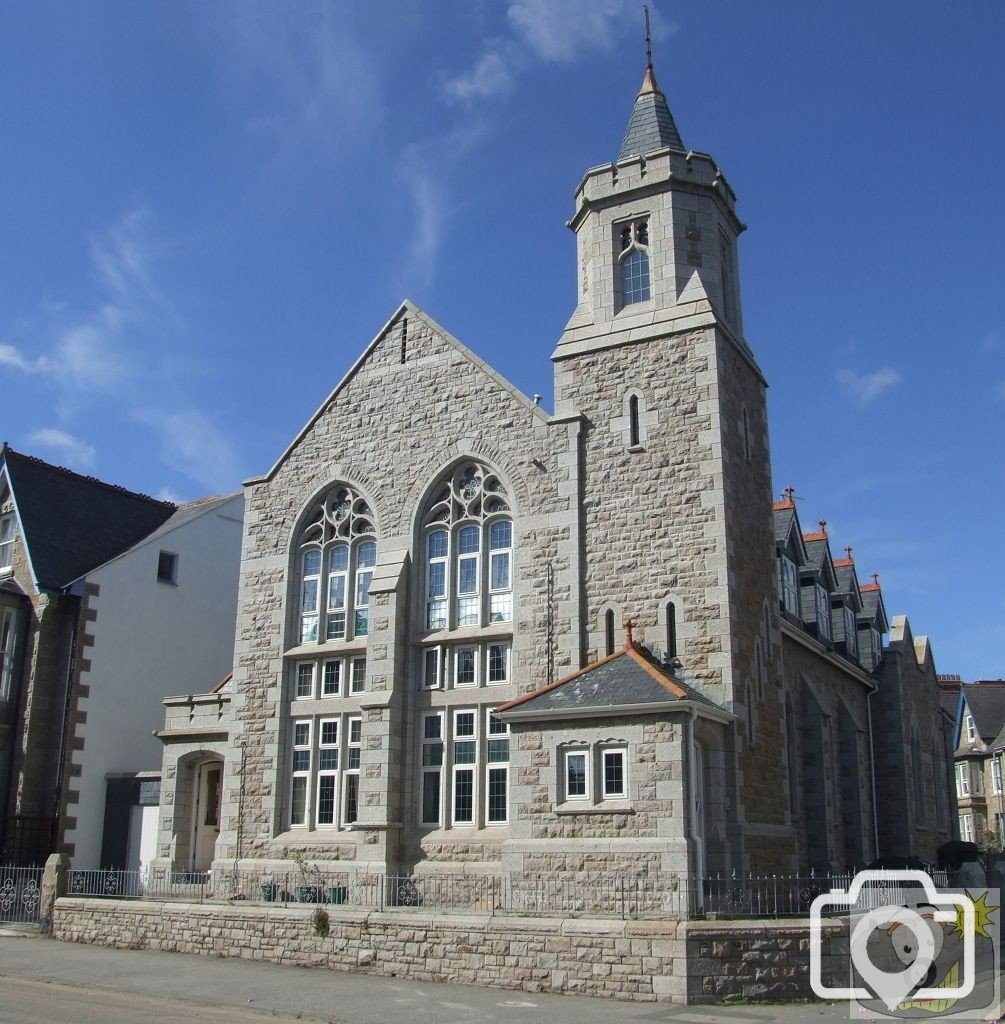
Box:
[488,520,513,623]
[992,755,1003,795]
[617,217,651,307]
[326,543,350,641]
[451,709,478,826]
[563,748,590,802]
[486,642,510,685]
[600,746,628,800]
[455,525,481,627]
[342,716,361,825]
[966,715,976,742]
[321,659,342,697]
[350,656,366,694]
[454,645,478,687]
[294,662,315,700]
[290,719,312,828]
[972,763,984,794]
[299,548,323,644]
[425,530,449,630]
[316,718,340,828]
[0,513,14,571]
[961,813,974,843]
[353,540,376,638]
[957,762,970,797]
[419,711,444,826]
[422,646,442,689]
[0,607,17,702]
[485,711,510,825]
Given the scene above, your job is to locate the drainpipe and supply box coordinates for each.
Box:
[866,689,881,860]
[686,706,704,912]
[52,610,79,850]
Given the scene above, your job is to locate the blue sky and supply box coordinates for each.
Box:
[1,1,1002,679]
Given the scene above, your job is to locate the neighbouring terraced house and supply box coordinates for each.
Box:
[952,680,1005,848]
[153,57,956,886]
[0,444,243,867]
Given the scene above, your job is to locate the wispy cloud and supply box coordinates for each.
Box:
[836,367,903,405]
[27,428,97,471]
[136,409,241,494]
[443,51,515,103]
[0,343,54,374]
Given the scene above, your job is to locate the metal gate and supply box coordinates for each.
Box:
[0,866,42,924]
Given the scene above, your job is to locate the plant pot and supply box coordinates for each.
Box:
[327,885,348,905]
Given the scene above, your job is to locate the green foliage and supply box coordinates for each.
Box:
[310,906,330,938]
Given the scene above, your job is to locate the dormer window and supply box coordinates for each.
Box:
[618,218,650,306]
[843,605,858,657]
[779,555,799,616]
[0,513,14,571]
[815,584,830,640]
[966,715,975,742]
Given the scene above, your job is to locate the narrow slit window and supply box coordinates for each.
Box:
[628,395,640,447]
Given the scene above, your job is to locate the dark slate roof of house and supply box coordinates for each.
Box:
[618,65,685,161]
[772,502,796,545]
[962,682,1005,745]
[1,445,177,590]
[495,643,724,719]
[859,582,888,630]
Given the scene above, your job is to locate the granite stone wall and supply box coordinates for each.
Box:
[53,896,849,1005]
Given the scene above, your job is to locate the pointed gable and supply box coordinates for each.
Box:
[860,578,889,632]
[618,65,685,161]
[1,445,176,590]
[495,643,726,722]
[961,682,1005,747]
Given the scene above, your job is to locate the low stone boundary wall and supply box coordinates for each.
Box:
[53,898,847,1005]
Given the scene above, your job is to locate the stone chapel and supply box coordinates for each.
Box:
[152,58,955,886]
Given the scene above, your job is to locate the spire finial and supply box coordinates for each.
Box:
[844,545,853,561]
[643,5,653,69]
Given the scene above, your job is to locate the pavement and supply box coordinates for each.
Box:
[0,931,997,1024]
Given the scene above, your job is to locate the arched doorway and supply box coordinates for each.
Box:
[190,759,223,873]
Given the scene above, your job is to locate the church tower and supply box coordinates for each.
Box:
[553,58,792,871]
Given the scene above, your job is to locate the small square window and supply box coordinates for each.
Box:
[350,657,366,694]
[455,646,477,687]
[295,662,314,700]
[602,748,627,799]
[565,750,589,801]
[157,551,178,584]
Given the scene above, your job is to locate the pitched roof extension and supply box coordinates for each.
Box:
[961,681,1005,746]
[495,642,726,721]
[1,444,177,590]
[618,64,685,162]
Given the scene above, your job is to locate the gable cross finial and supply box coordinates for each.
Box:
[818,519,828,536]
[872,572,879,586]
[844,545,853,560]
[624,617,637,649]
[643,4,653,68]
[783,485,795,502]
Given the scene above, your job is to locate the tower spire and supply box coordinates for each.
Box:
[617,10,684,162]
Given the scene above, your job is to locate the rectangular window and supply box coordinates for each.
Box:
[350,657,366,694]
[961,813,974,843]
[957,763,970,797]
[456,526,480,626]
[322,659,342,697]
[844,606,858,656]
[993,756,1003,795]
[487,643,509,684]
[972,764,983,795]
[565,750,589,801]
[326,545,348,640]
[452,710,477,825]
[316,718,340,826]
[0,513,14,570]
[779,557,799,616]
[290,720,312,827]
[420,712,443,825]
[343,716,361,825]
[300,549,322,643]
[602,748,627,800]
[815,585,830,639]
[488,520,512,623]
[0,607,17,702]
[966,715,976,741]
[295,662,315,700]
[455,646,477,687]
[486,712,509,824]
[423,647,441,689]
[157,550,178,584]
[354,542,376,638]
[426,530,448,630]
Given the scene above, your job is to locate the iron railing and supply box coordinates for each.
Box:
[60,866,954,921]
[0,865,43,924]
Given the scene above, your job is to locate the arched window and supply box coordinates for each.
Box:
[618,218,650,306]
[605,609,616,657]
[628,395,640,447]
[422,461,513,632]
[296,485,377,644]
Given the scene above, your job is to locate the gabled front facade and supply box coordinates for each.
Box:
[0,444,243,866]
[154,56,954,887]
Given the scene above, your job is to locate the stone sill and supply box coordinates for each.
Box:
[554,802,635,816]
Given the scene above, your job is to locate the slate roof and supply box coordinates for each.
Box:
[1,445,177,590]
[773,504,796,545]
[495,643,725,719]
[618,65,685,162]
[962,682,1005,746]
